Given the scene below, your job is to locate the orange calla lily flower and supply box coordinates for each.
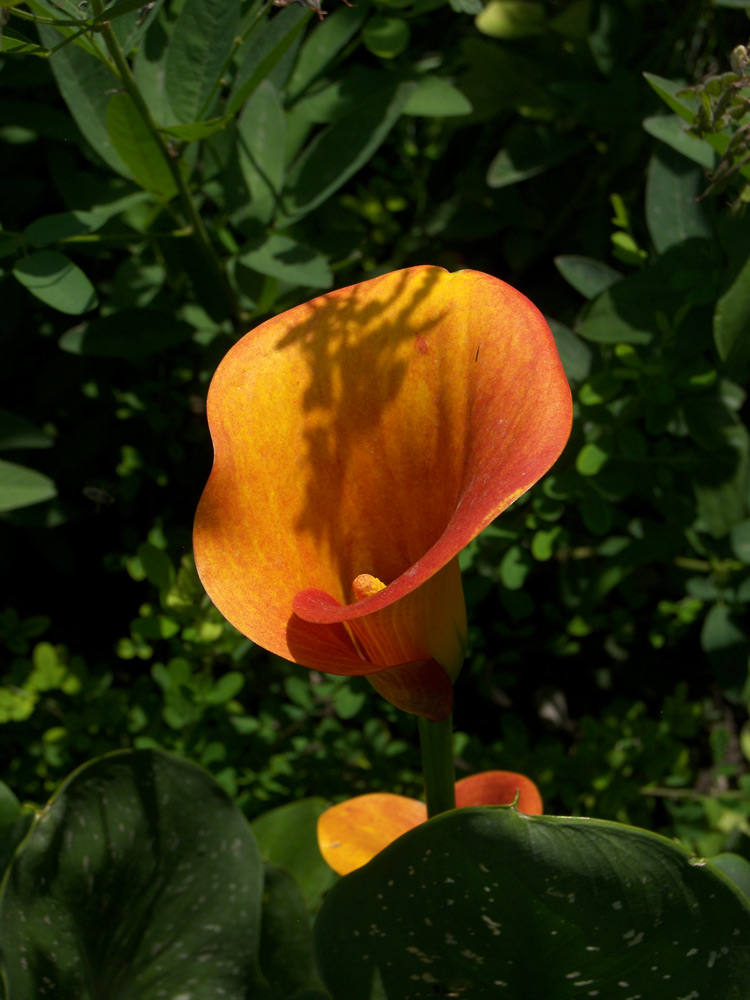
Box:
[194,266,572,720]
[318,771,543,875]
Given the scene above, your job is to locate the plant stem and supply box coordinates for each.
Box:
[418,716,456,818]
[88,0,239,322]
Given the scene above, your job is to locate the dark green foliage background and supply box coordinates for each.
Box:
[1,0,750,862]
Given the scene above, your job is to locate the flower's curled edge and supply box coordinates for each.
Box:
[317,770,543,875]
[194,266,573,720]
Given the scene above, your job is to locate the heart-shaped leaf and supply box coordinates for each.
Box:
[0,749,265,999]
[314,806,750,999]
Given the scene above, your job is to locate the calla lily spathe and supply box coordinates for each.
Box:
[194,266,572,720]
[317,771,544,875]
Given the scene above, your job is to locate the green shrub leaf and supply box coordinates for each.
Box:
[59,309,194,358]
[645,147,713,253]
[237,234,332,288]
[487,124,584,188]
[38,24,131,177]
[252,798,336,912]
[13,250,97,315]
[285,2,369,102]
[714,249,750,369]
[163,0,239,124]
[554,256,623,300]
[403,76,473,117]
[106,93,178,200]
[282,79,415,221]
[642,114,716,169]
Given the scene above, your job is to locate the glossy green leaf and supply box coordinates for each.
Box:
[283,79,415,220]
[0,749,265,999]
[13,251,97,315]
[576,442,609,476]
[554,256,623,300]
[24,210,105,247]
[712,854,750,902]
[643,73,748,174]
[258,864,318,996]
[476,0,546,38]
[252,798,336,912]
[59,309,194,358]
[580,492,614,536]
[691,422,750,539]
[235,80,286,226]
[0,231,17,260]
[0,782,33,876]
[645,147,713,253]
[164,0,240,123]
[228,6,311,116]
[0,411,53,451]
[731,520,750,564]
[643,72,700,125]
[642,114,716,169]
[701,603,750,701]
[106,93,177,200]
[362,16,411,59]
[487,125,585,188]
[38,25,131,177]
[498,544,532,590]
[132,8,175,125]
[0,460,56,513]
[332,684,366,719]
[577,239,720,344]
[205,672,244,704]
[403,76,473,117]
[315,807,750,999]
[531,526,563,561]
[286,2,369,101]
[159,116,232,142]
[237,234,332,288]
[458,38,552,122]
[0,783,22,829]
[105,0,166,53]
[714,250,750,369]
[546,318,593,383]
[130,614,181,640]
[137,541,174,590]
[0,26,49,56]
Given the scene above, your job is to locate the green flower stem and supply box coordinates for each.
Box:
[9,7,89,27]
[418,715,456,819]
[88,0,239,322]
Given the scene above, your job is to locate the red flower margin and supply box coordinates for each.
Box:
[318,771,544,875]
[194,267,572,720]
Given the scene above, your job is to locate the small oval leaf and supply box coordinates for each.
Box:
[13,250,97,315]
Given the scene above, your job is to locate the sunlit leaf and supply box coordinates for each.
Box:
[0,460,56,513]
[13,250,97,314]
